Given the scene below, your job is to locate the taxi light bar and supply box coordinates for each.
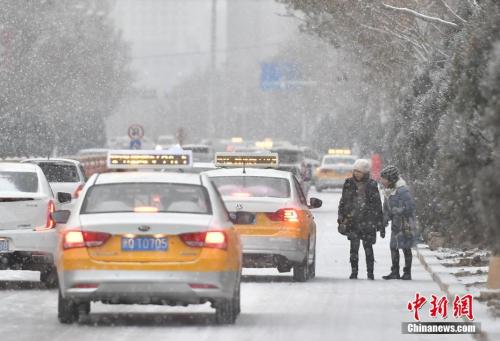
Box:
[328,148,352,155]
[63,230,111,249]
[107,149,193,170]
[179,231,227,250]
[215,152,279,168]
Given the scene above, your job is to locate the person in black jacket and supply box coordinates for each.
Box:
[338,159,384,280]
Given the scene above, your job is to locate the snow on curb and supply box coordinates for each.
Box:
[416,244,499,341]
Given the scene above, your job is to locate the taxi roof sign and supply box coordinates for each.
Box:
[215,152,279,168]
[107,149,193,169]
[328,148,352,155]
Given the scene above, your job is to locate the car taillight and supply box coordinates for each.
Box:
[73,184,84,199]
[43,200,56,229]
[179,231,227,250]
[63,229,111,250]
[266,208,300,223]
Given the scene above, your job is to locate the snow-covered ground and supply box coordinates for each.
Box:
[0,189,473,341]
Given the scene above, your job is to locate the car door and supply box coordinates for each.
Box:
[293,176,316,258]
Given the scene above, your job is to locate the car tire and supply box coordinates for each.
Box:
[215,282,240,325]
[40,266,58,289]
[316,186,323,193]
[58,290,78,324]
[293,243,309,282]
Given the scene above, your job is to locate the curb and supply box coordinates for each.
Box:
[416,245,493,341]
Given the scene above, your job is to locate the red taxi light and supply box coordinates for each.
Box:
[266,208,300,223]
[63,230,111,250]
[179,231,227,250]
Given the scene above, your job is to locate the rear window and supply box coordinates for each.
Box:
[273,150,304,164]
[323,156,356,165]
[36,163,80,182]
[0,171,39,193]
[81,183,212,214]
[211,176,291,198]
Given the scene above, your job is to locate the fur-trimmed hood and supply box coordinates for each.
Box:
[383,178,407,199]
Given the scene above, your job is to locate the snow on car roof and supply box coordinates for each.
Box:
[203,167,291,179]
[94,171,202,185]
[0,162,41,172]
[22,158,81,165]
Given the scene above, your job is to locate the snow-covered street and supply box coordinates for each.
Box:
[0,190,472,341]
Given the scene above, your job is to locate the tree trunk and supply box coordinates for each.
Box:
[487,255,500,289]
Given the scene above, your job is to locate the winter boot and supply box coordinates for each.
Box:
[382,271,400,280]
[349,272,358,280]
[401,272,412,280]
[367,272,374,280]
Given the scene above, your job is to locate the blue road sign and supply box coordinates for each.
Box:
[260,63,301,91]
[129,139,142,150]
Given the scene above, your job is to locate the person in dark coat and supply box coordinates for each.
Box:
[380,165,417,280]
[338,159,384,280]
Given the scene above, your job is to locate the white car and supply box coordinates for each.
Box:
[0,162,72,286]
[22,158,87,199]
[205,167,322,281]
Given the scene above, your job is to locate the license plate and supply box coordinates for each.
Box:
[0,239,9,252]
[121,237,168,251]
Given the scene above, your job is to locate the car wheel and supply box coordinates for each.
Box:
[316,186,323,193]
[215,282,239,325]
[58,290,78,324]
[40,266,58,289]
[293,243,309,282]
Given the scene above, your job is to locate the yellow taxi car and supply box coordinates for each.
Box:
[52,150,242,325]
[314,149,357,192]
[205,152,322,282]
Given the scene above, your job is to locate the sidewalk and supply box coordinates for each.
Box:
[416,244,500,341]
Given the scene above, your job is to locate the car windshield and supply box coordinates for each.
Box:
[0,171,39,193]
[323,157,356,165]
[36,163,80,182]
[81,183,211,214]
[273,150,304,164]
[211,176,290,198]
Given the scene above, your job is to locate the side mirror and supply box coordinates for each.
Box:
[57,192,72,203]
[229,211,255,225]
[308,197,323,209]
[52,210,71,224]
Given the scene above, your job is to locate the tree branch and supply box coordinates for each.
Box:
[437,0,467,23]
[381,3,459,28]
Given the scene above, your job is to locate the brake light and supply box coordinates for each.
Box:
[134,206,159,213]
[63,229,111,249]
[179,231,227,250]
[231,192,251,197]
[189,283,219,289]
[38,200,56,230]
[266,208,300,223]
[73,184,84,199]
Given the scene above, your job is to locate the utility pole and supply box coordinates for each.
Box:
[208,0,217,138]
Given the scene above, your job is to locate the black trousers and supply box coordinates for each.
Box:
[350,239,374,274]
[390,248,412,274]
